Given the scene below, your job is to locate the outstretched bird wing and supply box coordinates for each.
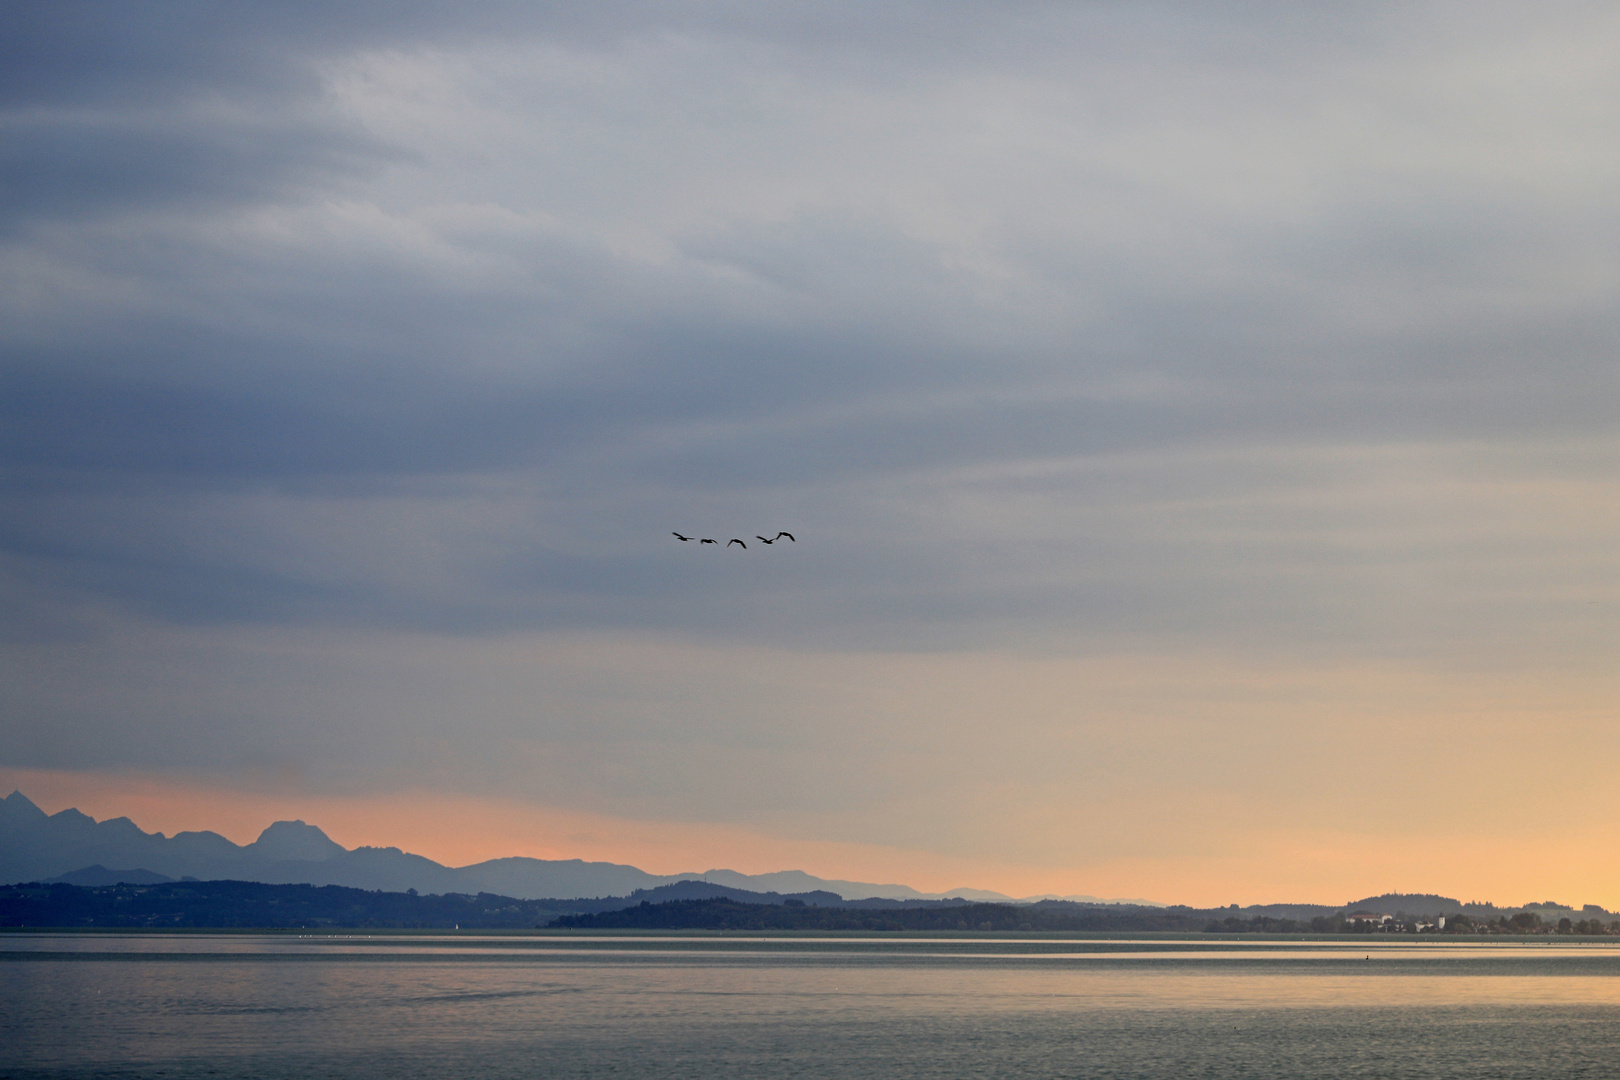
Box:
[672,532,692,541]
[755,536,773,543]
[728,538,747,548]
[700,538,717,544]
[775,531,795,542]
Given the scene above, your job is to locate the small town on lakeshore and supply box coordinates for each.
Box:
[1207,904,1620,936]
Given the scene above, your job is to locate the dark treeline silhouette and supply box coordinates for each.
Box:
[0,879,838,929]
[1,880,562,929]
[551,897,1209,932]
[8,881,1619,933]
[563,901,1620,934]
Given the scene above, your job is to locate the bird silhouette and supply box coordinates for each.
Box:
[676,531,790,548]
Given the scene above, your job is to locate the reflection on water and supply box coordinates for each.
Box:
[5,933,1620,1078]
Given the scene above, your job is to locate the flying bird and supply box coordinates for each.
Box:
[676,531,788,548]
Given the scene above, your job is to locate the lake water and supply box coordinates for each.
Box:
[5,932,1620,1078]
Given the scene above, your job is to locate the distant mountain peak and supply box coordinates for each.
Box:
[0,789,1122,905]
[2,790,47,820]
[48,864,175,886]
[49,807,95,825]
[249,820,346,862]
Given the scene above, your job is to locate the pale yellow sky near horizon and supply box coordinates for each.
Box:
[7,612,1619,910]
[8,639,1617,913]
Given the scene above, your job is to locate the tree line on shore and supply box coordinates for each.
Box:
[551,898,1200,932]
[5,881,1617,933]
[556,900,1620,934]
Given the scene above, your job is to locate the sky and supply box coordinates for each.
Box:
[1,1,1616,907]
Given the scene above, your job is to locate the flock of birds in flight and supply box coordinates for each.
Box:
[672,531,795,549]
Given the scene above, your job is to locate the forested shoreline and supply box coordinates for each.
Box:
[554,898,1620,934]
[5,881,1618,934]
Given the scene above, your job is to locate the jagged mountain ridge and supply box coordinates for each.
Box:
[0,790,1022,902]
[17,792,1593,916]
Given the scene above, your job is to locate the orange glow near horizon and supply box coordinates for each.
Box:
[6,766,1619,909]
[0,767,1031,894]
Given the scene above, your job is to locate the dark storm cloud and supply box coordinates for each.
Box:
[0,1,1615,651]
[0,2,648,227]
[0,0,1157,110]
[0,1,1409,228]
[0,112,399,230]
[0,4,405,227]
[1,1,591,106]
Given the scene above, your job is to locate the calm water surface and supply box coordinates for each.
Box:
[4,932,1619,1078]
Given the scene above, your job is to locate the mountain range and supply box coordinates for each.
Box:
[0,791,1140,903]
[2,792,1610,921]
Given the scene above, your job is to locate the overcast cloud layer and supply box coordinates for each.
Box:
[2,3,1616,902]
